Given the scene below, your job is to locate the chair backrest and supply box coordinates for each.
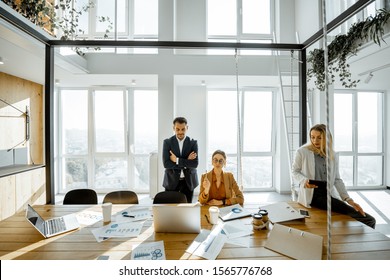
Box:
[153,191,188,204]
[102,191,139,204]
[63,189,98,205]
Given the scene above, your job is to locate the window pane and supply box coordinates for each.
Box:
[358,92,382,153]
[94,90,125,153]
[208,0,237,36]
[134,90,158,153]
[208,91,237,153]
[339,155,353,187]
[61,90,88,155]
[357,156,382,186]
[117,0,127,33]
[242,0,270,34]
[96,0,115,33]
[64,158,88,189]
[243,91,272,152]
[74,0,89,35]
[334,93,353,151]
[134,0,158,35]
[133,155,150,191]
[95,158,127,189]
[243,156,272,189]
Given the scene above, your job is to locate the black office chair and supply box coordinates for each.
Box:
[153,191,188,204]
[63,189,98,205]
[102,190,139,204]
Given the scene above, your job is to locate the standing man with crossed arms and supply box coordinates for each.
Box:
[162,117,199,203]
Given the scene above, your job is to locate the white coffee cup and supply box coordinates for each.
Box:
[209,206,220,225]
[102,202,112,223]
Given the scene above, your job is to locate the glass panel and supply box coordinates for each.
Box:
[74,0,89,35]
[133,155,149,191]
[240,40,272,55]
[358,92,382,153]
[334,93,353,151]
[61,90,88,155]
[338,155,353,187]
[243,91,272,152]
[134,90,158,153]
[208,91,237,153]
[207,0,237,36]
[357,156,382,186]
[64,158,88,189]
[242,156,272,189]
[117,0,127,33]
[242,0,270,34]
[96,0,115,33]
[94,157,127,189]
[94,90,125,153]
[134,0,158,35]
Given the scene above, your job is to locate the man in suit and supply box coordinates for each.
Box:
[162,117,199,203]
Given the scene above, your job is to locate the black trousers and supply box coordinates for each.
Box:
[174,179,194,203]
[311,188,376,229]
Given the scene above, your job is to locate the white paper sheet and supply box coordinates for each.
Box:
[91,221,143,242]
[114,208,152,223]
[131,240,166,260]
[76,211,102,225]
[192,223,228,260]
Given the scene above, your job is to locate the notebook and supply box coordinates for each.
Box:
[218,204,252,222]
[153,203,201,233]
[260,202,305,223]
[26,204,80,238]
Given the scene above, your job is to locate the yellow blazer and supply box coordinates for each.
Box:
[198,170,244,206]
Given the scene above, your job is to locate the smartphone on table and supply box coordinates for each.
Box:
[299,209,310,218]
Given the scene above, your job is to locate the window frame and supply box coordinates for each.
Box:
[334,90,385,189]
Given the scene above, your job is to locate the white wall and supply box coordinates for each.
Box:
[295,0,321,43]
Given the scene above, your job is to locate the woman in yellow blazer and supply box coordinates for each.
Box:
[198,150,244,206]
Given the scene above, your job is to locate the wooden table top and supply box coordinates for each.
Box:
[0,203,389,260]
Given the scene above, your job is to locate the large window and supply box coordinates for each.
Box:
[207,89,275,190]
[334,91,384,188]
[74,0,158,40]
[207,0,273,55]
[58,88,158,193]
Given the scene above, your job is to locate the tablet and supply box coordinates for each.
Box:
[308,180,327,188]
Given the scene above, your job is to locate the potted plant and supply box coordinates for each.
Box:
[307,8,390,91]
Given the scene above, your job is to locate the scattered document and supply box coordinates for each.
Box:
[190,223,228,260]
[91,221,143,242]
[76,211,103,225]
[219,204,252,221]
[131,240,166,260]
[260,202,305,223]
[115,208,152,223]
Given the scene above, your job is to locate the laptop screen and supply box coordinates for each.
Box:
[26,204,46,236]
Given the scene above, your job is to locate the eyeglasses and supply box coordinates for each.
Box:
[212,158,225,164]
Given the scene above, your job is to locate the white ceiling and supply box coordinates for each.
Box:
[1,16,390,91]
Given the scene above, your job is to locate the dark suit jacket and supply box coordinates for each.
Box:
[162,135,199,191]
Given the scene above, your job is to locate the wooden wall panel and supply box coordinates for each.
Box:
[0,72,43,164]
[0,176,16,220]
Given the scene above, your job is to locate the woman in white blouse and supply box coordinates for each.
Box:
[292,124,375,228]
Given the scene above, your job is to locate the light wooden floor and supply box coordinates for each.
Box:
[56,189,390,238]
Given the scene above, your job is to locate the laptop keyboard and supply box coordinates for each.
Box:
[47,217,66,235]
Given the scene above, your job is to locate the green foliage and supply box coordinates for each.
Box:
[2,0,113,56]
[307,9,390,91]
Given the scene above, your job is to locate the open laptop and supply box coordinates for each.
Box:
[153,203,201,233]
[26,204,80,238]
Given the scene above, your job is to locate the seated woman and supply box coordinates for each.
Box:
[292,124,376,228]
[198,150,244,206]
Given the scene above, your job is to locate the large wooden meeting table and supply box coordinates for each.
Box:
[0,202,389,260]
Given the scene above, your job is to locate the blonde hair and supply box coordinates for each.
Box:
[307,124,334,159]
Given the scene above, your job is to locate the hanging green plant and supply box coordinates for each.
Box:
[2,0,113,56]
[307,8,390,91]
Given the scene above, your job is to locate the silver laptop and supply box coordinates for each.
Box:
[26,204,80,238]
[153,203,201,233]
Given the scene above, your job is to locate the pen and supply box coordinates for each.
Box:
[122,214,135,218]
[204,214,211,224]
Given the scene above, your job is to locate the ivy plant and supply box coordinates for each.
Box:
[307,9,390,91]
